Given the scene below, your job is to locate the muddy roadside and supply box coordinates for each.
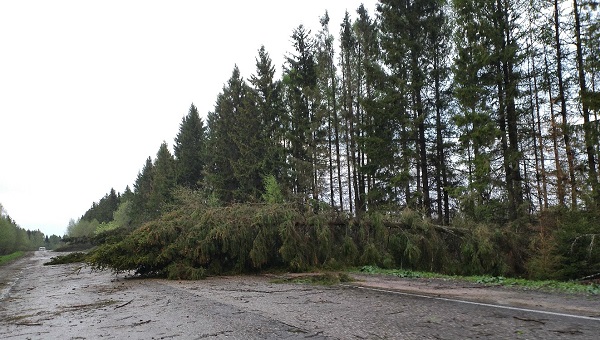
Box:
[1,251,599,339]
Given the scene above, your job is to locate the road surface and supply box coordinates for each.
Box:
[1,251,599,339]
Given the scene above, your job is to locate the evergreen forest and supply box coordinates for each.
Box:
[71,1,599,282]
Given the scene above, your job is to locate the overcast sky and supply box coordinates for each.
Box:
[0,0,378,237]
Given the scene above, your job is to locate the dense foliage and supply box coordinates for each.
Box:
[79,1,599,281]
[86,190,599,280]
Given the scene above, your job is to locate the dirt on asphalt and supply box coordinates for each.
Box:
[1,251,599,339]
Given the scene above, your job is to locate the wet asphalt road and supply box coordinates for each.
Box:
[1,251,599,339]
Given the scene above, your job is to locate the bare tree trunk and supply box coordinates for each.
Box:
[573,0,599,204]
[334,69,344,211]
[525,2,549,209]
[544,48,566,206]
[434,51,449,224]
[530,51,549,209]
[327,76,335,208]
[553,0,578,208]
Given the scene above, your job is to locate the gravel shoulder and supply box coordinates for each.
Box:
[1,251,599,339]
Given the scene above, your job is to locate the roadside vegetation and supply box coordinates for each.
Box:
[0,251,26,266]
[356,265,600,295]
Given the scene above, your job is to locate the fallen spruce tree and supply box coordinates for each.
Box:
[84,188,599,281]
[86,198,526,280]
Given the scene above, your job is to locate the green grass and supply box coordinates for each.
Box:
[0,251,26,266]
[463,275,600,295]
[354,265,448,279]
[353,265,600,295]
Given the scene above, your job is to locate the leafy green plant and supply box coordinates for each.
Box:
[474,276,506,285]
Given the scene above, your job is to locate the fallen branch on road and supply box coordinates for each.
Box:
[115,299,134,309]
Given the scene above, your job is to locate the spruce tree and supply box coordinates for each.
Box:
[427,2,453,225]
[353,5,386,213]
[339,12,358,212]
[149,142,177,216]
[130,144,176,225]
[316,11,341,209]
[80,188,120,224]
[249,46,287,188]
[174,104,206,190]
[230,77,264,202]
[452,0,525,221]
[284,25,321,203]
[121,185,134,204]
[205,66,246,203]
[131,157,154,226]
[378,0,450,216]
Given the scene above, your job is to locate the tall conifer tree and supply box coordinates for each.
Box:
[284,25,321,203]
[149,142,177,217]
[205,66,246,203]
[131,157,154,226]
[174,104,206,189]
[250,46,287,185]
[231,78,264,202]
[378,0,451,216]
[353,6,386,213]
[452,0,525,221]
[316,11,342,209]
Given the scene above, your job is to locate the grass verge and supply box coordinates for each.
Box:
[353,265,600,295]
[463,275,600,295]
[0,251,26,266]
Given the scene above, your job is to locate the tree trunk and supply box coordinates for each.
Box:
[553,0,578,208]
[573,0,599,204]
[544,47,566,206]
[434,51,449,225]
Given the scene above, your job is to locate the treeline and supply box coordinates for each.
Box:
[0,203,62,254]
[67,188,133,238]
[80,1,599,280]
[147,0,599,221]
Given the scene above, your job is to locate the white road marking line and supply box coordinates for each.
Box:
[341,284,600,322]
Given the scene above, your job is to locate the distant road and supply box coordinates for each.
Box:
[1,251,599,339]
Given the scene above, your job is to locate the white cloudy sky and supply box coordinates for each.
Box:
[0,0,378,237]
